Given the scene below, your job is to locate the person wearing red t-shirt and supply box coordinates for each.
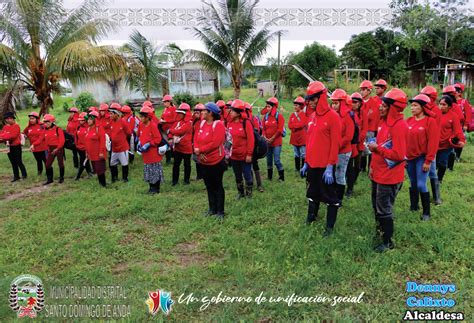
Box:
[85,111,107,187]
[23,111,47,176]
[346,93,364,198]
[194,102,226,219]
[121,105,138,164]
[0,112,27,181]
[442,86,464,171]
[138,106,165,194]
[288,96,308,172]
[228,99,255,198]
[368,88,408,253]
[169,103,193,186]
[42,114,65,185]
[74,112,93,180]
[300,81,341,237]
[405,94,439,221]
[66,107,80,168]
[262,97,285,181]
[109,107,132,183]
[436,96,466,184]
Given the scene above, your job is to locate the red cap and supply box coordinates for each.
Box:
[69,107,79,113]
[88,111,99,118]
[409,94,431,106]
[43,114,55,122]
[305,81,327,99]
[420,86,438,100]
[293,96,305,105]
[194,103,205,111]
[163,95,173,102]
[78,112,87,121]
[454,83,465,92]
[382,88,408,110]
[231,99,246,111]
[177,103,191,112]
[143,100,153,107]
[265,97,279,107]
[226,100,233,106]
[216,100,226,108]
[244,102,252,110]
[110,102,121,110]
[140,106,154,115]
[351,92,363,101]
[88,106,98,112]
[121,105,131,114]
[374,79,388,88]
[28,111,40,118]
[442,85,457,95]
[330,89,347,101]
[359,80,373,89]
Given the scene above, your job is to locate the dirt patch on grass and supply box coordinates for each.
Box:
[111,260,156,275]
[2,184,51,201]
[172,241,216,267]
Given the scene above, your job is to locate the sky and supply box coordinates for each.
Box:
[61,0,471,63]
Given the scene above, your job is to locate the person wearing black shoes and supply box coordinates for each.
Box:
[109,106,132,183]
[169,103,193,186]
[85,111,108,187]
[0,112,27,182]
[42,114,65,185]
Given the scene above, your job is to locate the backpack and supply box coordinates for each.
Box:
[264,111,286,137]
[200,120,232,160]
[243,119,268,160]
[348,111,360,145]
[57,127,75,150]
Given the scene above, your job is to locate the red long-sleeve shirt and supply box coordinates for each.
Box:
[160,106,177,132]
[228,118,255,161]
[406,116,439,165]
[169,119,193,154]
[356,104,369,151]
[44,126,65,148]
[97,114,112,135]
[262,108,285,147]
[305,110,341,168]
[23,123,47,152]
[66,114,79,135]
[370,118,408,185]
[366,96,381,132]
[438,109,465,150]
[194,120,225,165]
[85,125,107,161]
[75,124,88,151]
[459,98,472,127]
[451,103,465,127]
[288,111,308,146]
[338,109,355,154]
[0,123,22,146]
[109,118,131,152]
[137,122,163,164]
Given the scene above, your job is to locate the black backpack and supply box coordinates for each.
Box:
[348,111,360,145]
[243,119,268,159]
[56,127,75,150]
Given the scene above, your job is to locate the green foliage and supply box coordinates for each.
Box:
[213,91,224,102]
[75,92,97,112]
[62,101,70,113]
[173,91,197,107]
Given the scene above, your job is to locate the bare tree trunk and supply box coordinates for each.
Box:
[39,94,53,117]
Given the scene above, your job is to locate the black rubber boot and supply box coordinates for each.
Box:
[306,199,319,225]
[129,153,135,165]
[324,205,338,237]
[216,188,225,219]
[148,183,154,194]
[76,165,84,180]
[267,168,273,181]
[420,192,431,221]
[122,165,129,182]
[11,176,20,182]
[59,167,65,183]
[437,165,447,184]
[245,185,253,198]
[236,182,245,200]
[154,182,161,194]
[430,179,441,205]
[43,168,54,185]
[336,184,345,206]
[98,174,106,187]
[205,190,217,216]
[254,170,264,192]
[278,169,285,182]
[409,187,419,211]
[294,157,300,172]
[110,166,118,183]
[374,217,394,252]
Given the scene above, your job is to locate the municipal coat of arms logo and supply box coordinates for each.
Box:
[9,274,45,318]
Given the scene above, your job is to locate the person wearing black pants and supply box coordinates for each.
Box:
[173,152,191,184]
[201,160,226,217]
[8,145,28,181]
[76,149,92,179]
[23,111,47,176]
[0,112,28,181]
[42,114,65,185]
[33,151,46,175]
[345,153,361,198]
[169,104,193,185]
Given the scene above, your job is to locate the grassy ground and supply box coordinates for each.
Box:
[0,91,473,321]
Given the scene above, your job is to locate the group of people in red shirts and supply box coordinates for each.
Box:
[1,81,471,249]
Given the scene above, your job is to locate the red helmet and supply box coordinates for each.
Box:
[121,105,131,114]
[293,96,305,105]
[143,100,153,107]
[162,95,173,102]
[99,103,109,111]
[266,97,279,107]
[454,83,465,92]
[28,111,40,118]
[420,86,438,100]
[231,99,246,111]
[409,94,431,106]
[43,114,55,123]
[110,102,121,110]
[78,112,87,121]
[351,92,363,102]
[359,80,373,89]
[88,111,99,118]
[374,79,388,88]
[244,102,252,110]
[226,100,233,106]
[69,107,79,113]
[88,106,98,112]
[194,103,205,111]
[177,103,191,112]
[216,100,226,108]
[382,88,408,110]
[305,81,327,100]
[442,85,457,96]
[139,106,154,115]
[330,89,347,101]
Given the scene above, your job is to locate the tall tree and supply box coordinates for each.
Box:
[187,0,281,98]
[0,0,125,115]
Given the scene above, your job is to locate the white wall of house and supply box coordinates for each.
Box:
[71,81,162,103]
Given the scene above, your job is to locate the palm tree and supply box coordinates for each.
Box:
[0,0,125,115]
[188,0,282,98]
[121,30,166,101]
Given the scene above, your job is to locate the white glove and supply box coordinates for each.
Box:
[158,144,168,156]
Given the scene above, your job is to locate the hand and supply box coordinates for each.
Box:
[459,141,465,148]
[368,143,378,152]
[52,148,58,155]
[422,163,430,172]
[245,155,252,163]
[322,165,334,185]
[463,126,468,131]
[158,144,168,155]
[29,145,34,152]
[368,167,373,180]
[268,137,274,144]
[300,162,308,178]
[194,148,200,155]
[140,142,151,152]
[99,153,104,159]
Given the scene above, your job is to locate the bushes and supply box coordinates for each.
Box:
[213,91,224,102]
[75,92,97,112]
[172,91,197,108]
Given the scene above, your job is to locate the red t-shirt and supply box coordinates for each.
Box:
[0,123,22,146]
[262,108,285,147]
[406,116,439,165]
[44,126,65,148]
[85,125,107,161]
[438,110,465,150]
[194,120,225,165]
[75,124,88,151]
[137,122,163,164]
[169,119,193,154]
[109,118,131,152]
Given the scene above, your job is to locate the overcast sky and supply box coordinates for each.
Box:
[62,0,472,63]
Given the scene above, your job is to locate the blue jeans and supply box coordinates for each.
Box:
[231,160,253,185]
[436,148,453,168]
[293,145,306,158]
[335,152,351,185]
[406,156,429,193]
[267,145,283,171]
[428,157,437,179]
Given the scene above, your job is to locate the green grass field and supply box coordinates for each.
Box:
[0,90,473,321]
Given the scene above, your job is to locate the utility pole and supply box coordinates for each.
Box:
[276,32,281,101]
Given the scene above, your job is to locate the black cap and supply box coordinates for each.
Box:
[3,112,15,119]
